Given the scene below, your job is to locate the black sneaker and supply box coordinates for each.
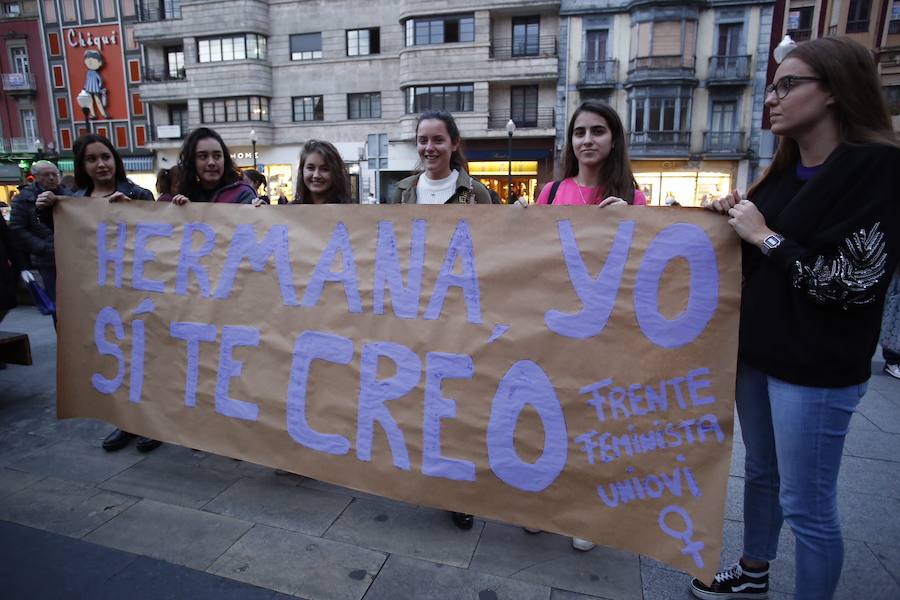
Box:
[690,560,769,599]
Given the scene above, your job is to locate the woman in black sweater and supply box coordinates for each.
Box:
[692,38,900,600]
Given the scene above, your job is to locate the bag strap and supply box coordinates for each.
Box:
[548,179,563,205]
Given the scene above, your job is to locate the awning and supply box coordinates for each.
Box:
[466,149,551,160]
[123,156,154,172]
[56,158,74,173]
[0,162,22,183]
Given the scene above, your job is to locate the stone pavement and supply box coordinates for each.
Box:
[1,305,898,600]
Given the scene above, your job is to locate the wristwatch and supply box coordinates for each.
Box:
[761,233,784,256]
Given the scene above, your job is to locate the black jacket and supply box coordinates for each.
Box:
[73,179,155,201]
[9,182,70,269]
[740,143,900,386]
[1,216,26,314]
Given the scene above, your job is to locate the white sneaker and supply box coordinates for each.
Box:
[885,363,900,380]
[523,527,542,534]
[571,537,595,551]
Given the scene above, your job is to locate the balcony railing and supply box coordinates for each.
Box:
[578,60,618,86]
[628,55,696,75]
[0,138,39,153]
[788,29,812,42]
[708,55,751,82]
[142,67,186,82]
[490,36,558,59]
[0,5,38,19]
[136,0,182,22]
[629,131,691,152]
[703,131,745,154]
[489,109,555,130]
[2,72,36,93]
[155,124,183,140]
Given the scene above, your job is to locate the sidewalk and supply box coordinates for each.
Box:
[1,305,898,600]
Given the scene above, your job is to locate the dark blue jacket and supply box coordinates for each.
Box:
[9,182,72,269]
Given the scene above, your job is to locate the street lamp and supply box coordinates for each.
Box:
[249,129,258,170]
[34,139,43,159]
[505,119,516,203]
[76,90,92,133]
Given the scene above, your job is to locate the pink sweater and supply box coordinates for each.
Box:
[535,178,647,206]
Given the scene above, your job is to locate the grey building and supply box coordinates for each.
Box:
[134,0,562,202]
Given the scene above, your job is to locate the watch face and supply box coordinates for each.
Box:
[764,235,781,248]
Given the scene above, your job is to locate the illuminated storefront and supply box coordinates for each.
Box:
[633,160,736,207]
[469,160,539,203]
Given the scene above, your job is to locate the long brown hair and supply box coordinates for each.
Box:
[749,36,898,196]
[294,139,351,204]
[177,127,242,198]
[560,101,637,202]
[416,110,468,173]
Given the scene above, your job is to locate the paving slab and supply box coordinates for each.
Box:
[362,554,551,600]
[0,426,57,467]
[0,475,138,538]
[835,539,900,600]
[839,491,900,547]
[469,521,642,600]
[324,497,483,568]
[838,455,900,500]
[7,438,146,484]
[26,416,115,446]
[867,371,900,397]
[867,542,900,586]
[199,453,283,480]
[142,442,210,466]
[729,441,745,478]
[204,475,352,536]
[550,589,613,600]
[84,498,253,570]
[843,426,900,462]
[300,477,418,509]
[0,466,43,498]
[209,523,386,600]
[100,455,240,508]
[857,388,900,433]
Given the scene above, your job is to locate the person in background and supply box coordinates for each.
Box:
[171,128,257,205]
[292,140,352,204]
[389,110,491,205]
[9,161,71,303]
[535,101,645,208]
[156,166,182,202]
[37,134,161,454]
[0,215,25,326]
[880,267,900,380]
[242,168,270,205]
[693,37,899,600]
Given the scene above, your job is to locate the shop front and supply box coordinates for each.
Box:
[465,139,554,203]
[633,160,738,207]
[0,162,24,216]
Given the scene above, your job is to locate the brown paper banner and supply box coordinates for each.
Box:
[54,200,740,582]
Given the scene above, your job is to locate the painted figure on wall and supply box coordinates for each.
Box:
[82,50,108,119]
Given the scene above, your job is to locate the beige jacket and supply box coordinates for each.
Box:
[389,168,492,204]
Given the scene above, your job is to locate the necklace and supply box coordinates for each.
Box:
[573,178,591,205]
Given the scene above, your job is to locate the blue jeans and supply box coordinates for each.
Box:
[736,362,865,600]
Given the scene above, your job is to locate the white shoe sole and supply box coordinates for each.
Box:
[690,584,768,599]
[571,537,595,551]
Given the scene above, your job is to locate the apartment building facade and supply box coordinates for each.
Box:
[0,0,56,203]
[558,0,774,206]
[779,0,900,132]
[35,0,155,188]
[135,0,561,202]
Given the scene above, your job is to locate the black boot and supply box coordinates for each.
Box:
[102,429,135,451]
[135,437,162,453]
[450,512,474,530]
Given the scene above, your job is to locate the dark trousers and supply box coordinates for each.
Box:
[884,347,900,364]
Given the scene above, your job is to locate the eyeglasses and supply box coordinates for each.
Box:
[764,76,822,100]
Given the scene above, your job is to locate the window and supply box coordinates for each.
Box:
[891,1,900,34]
[405,14,474,46]
[630,87,692,133]
[585,29,608,62]
[787,6,814,40]
[716,23,741,55]
[348,92,381,119]
[4,3,21,16]
[10,47,28,74]
[846,0,872,32]
[885,86,900,115]
[512,16,540,56]
[347,28,380,56]
[198,34,266,63]
[405,84,474,113]
[20,109,37,144]
[511,85,538,127]
[169,103,188,130]
[290,32,322,60]
[367,133,389,169]
[200,96,270,123]
[139,0,180,20]
[165,46,184,79]
[293,95,324,121]
[710,100,736,131]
